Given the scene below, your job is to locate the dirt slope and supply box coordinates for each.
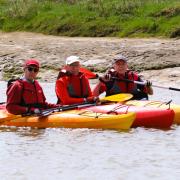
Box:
[0,32,179,87]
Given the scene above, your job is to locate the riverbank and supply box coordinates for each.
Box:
[0,32,179,86]
[0,0,179,38]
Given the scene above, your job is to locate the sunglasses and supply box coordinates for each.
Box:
[27,67,39,73]
[69,63,80,67]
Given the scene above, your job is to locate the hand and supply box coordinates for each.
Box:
[104,73,111,80]
[93,96,100,103]
[146,80,152,87]
[29,107,41,114]
[46,103,61,108]
[99,74,111,83]
[86,96,99,103]
[52,104,61,108]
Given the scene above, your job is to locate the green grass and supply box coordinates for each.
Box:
[0,0,179,38]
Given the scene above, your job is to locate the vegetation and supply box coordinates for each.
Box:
[0,0,180,38]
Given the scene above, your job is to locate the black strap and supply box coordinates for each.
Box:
[80,75,83,97]
[125,72,129,92]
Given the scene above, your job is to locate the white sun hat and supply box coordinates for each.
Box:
[66,56,80,65]
[113,54,128,63]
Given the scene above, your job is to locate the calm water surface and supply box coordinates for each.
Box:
[0,81,180,180]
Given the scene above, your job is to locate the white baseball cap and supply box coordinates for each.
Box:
[113,54,128,63]
[66,56,80,65]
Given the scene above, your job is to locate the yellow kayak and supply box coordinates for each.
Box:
[0,109,22,123]
[0,109,135,130]
[125,100,180,124]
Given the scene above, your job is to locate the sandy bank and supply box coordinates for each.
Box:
[0,32,179,87]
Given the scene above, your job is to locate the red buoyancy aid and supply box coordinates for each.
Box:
[56,70,91,103]
[21,80,46,106]
[7,79,46,108]
[104,70,145,96]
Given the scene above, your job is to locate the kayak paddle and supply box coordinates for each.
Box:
[111,77,180,92]
[80,67,98,79]
[80,67,180,92]
[79,67,98,79]
[100,93,133,102]
[35,93,133,116]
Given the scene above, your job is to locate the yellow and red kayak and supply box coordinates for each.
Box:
[0,109,135,130]
[125,100,180,124]
[85,103,174,129]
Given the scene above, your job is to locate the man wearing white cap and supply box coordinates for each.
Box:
[93,54,153,100]
[56,56,98,105]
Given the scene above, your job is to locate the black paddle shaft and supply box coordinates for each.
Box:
[169,87,180,91]
[111,77,180,92]
[40,102,96,116]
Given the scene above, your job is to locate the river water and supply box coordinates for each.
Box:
[0,81,180,180]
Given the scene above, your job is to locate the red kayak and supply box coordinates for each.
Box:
[0,104,5,110]
[85,103,174,129]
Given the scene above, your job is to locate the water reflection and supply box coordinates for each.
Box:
[0,126,46,138]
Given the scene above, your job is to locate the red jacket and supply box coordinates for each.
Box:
[56,71,93,105]
[6,79,55,115]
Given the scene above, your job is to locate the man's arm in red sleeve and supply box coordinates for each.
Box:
[6,82,27,115]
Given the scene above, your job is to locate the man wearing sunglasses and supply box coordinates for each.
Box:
[55,56,98,105]
[6,59,57,115]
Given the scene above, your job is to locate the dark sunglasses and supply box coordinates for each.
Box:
[69,63,80,67]
[27,67,39,73]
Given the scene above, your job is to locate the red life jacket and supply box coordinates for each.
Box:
[104,70,147,99]
[56,70,90,103]
[7,79,46,108]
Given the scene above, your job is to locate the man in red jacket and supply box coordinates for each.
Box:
[93,54,153,100]
[6,59,57,115]
[56,56,98,105]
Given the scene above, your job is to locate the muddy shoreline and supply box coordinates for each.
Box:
[0,32,179,86]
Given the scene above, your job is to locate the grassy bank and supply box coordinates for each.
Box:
[0,0,180,38]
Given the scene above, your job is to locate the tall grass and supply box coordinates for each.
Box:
[0,0,179,37]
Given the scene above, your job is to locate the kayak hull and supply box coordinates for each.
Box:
[125,100,180,124]
[85,103,174,129]
[0,104,5,110]
[0,110,135,130]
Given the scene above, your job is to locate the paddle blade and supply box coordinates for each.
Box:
[101,93,133,102]
[80,67,98,79]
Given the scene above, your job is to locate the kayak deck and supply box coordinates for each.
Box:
[85,103,174,129]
